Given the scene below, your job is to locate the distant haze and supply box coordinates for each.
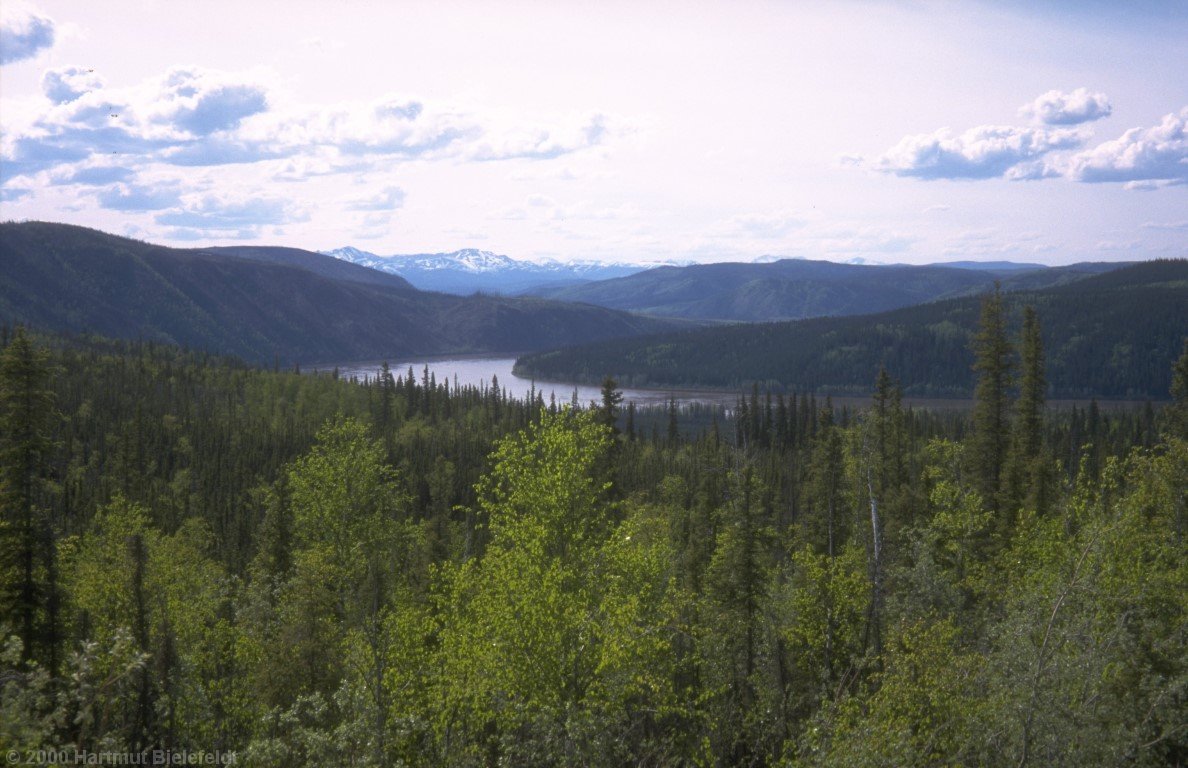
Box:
[1,1,1186,265]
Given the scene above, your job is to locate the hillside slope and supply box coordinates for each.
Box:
[527,258,1125,322]
[515,259,1188,399]
[0,222,682,364]
[207,245,418,291]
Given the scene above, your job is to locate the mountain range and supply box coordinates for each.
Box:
[322,246,677,295]
[523,258,1125,322]
[0,222,683,365]
[515,259,1188,399]
[325,245,1128,321]
[4,221,1175,399]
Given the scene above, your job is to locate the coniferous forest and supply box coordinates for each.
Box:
[515,259,1188,399]
[1,302,1186,765]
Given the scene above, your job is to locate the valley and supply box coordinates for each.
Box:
[3,2,1186,763]
[1,221,1185,768]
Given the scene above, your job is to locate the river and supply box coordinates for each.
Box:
[325,356,739,409]
[321,357,1151,413]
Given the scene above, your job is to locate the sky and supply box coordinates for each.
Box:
[1,0,1186,265]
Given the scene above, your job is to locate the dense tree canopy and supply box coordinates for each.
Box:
[1,326,1184,766]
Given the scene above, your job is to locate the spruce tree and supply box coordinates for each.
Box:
[805,399,844,557]
[969,284,1014,518]
[1010,305,1049,515]
[1014,307,1045,463]
[0,328,57,669]
[873,365,894,495]
[597,376,623,434]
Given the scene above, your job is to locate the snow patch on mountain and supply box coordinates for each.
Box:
[321,246,689,295]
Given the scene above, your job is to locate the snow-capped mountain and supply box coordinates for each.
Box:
[322,247,681,295]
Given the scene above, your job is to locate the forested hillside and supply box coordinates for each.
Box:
[0,222,682,364]
[525,256,1122,322]
[517,259,1188,398]
[1,322,1185,766]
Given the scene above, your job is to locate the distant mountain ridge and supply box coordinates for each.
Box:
[937,260,1049,272]
[523,257,1123,322]
[0,222,684,365]
[514,259,1188,399]
[323,245,1129,317]
[322,246,686,295]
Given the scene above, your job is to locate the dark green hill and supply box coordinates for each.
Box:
[515,259,1188,399]
[0,222,681,364]
[526,257,1122,322]
[206,245,417,291]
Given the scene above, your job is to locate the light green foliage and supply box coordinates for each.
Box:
[66,498,156,645]
[474,408,612,558]
[0,632,63,751]
[592,502,687,748]
[886,440,992,629]
[779,543,870,696]
[246,416,423,766]
[288,416,412,594]
[434,410,617,763]
[798,617,982,767]
[63,496,234,748]
[975,444,1188,766]
[243,687,367,768]
[920,439,993,606]
[0,627,149,753]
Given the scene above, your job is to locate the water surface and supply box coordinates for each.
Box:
[329,356,738,408]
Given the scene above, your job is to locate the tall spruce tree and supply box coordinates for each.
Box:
[805,399,845,557]
[1009,306,1050,515]
[873,365,895,496]
[0,328,57,669]
[969,284,1014,519]
[597,376,624,434]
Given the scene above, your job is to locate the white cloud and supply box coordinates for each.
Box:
[1021,88,1112,126]
[0,3,54,65]
[1066,107,1188,184]
[1,66,276,179]
[2,65,613,193]
[165,226,258,242]
[155,194,309,236]
[873,124,1085,180]
[865,101,1188,190]
[802,226,918,257]
[52,164,135,186]
[42,67,103,104]
[495,194,637,225]
[0,187,32,202]
[272,153,368,182]
[468,114,609,161]
[94,181,182,211]
[1004,160,1062,181]
[346,186,405,211]
[723,210,806,239]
